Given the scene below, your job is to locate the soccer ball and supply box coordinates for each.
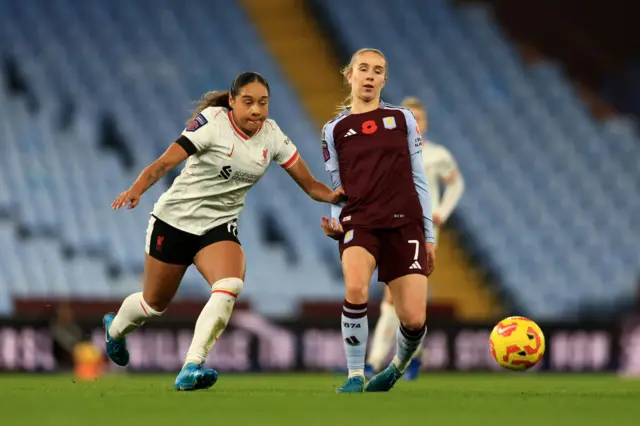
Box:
[489,316,545,370]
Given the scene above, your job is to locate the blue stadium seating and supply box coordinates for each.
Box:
[314,0,640,319]
[0,0,342,316]
[1,0,638,319]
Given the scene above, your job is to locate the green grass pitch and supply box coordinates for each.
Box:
[3,373,640,426]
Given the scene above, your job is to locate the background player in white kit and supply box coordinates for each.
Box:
[365,96,465,380]
[103,72,344,391]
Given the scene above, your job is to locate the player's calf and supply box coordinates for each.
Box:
[183,277,243,367]
[341,299,369,379]
[104,292,164,367]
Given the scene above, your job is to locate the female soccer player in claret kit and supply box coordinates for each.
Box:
[365,96,465,381]
[321,49,436,393]
[104,72,344,391]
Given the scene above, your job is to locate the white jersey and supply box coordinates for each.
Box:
[421,141,458,212]
[152,107,299,235]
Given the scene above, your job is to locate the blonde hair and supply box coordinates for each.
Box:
[337,48,387,113]
[401,96,426,113]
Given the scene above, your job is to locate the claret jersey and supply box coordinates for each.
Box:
[323,102,434,243]
[152,107,299,235]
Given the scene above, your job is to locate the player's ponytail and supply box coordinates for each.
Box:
[187,91,231,124]
[336,48,387,114]
[187,72,270,124]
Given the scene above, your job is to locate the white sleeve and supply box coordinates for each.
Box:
[435,147,465,221]
[438,147,459,181]
[271,122,300,169]
[181,107,218,152]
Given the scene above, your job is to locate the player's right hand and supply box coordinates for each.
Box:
[321,217,344,240]
[112,188,141,210]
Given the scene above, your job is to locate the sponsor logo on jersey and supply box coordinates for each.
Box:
[383,116,396,129]
[234,171,261,184]
[186,113,208,132]
[322,139,330,162]
[219,166,261,184]
[219,165,232,180]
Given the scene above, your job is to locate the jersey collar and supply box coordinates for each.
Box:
[227,110,263,140]
[343,100,387,114]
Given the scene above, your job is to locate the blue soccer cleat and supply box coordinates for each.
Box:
[404,358,421,381]
[365,363,403,392]
[336,375,365,393]
[103,312,129,367]
[364,364,376,379]
[174,362,218,391]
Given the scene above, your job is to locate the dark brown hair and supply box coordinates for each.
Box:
[187,71,270,124]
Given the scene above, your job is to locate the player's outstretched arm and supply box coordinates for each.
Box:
[112,142,189,210]
[284,156,345,204]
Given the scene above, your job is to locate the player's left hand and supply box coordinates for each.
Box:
[321,217,344,240]
[328,187,346,204]
[425,242,436,276]
[112,187,141,210]
[433,214,443,226]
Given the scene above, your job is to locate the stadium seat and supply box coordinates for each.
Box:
[0,0,344,316]
[314,0,640,319]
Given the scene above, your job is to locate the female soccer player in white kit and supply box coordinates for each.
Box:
[103,72,344,390]
[365,96,465,380]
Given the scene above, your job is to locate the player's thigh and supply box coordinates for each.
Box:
[193,221,245,285]
[340,247,377,303]
[142,254,188,311]
[339,228,380,303]
[143,216,195,310]
[379,223,428,328]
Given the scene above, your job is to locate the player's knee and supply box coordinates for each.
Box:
[343,280,367,304]
[211,277,244,299]
[399,311,426,331]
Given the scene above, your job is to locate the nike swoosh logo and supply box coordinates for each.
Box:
[228,145,235,157]
[497,324,517,336]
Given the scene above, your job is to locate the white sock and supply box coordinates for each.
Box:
[183,278,243,367]
[109,292,163,339]
[366,300,400,371]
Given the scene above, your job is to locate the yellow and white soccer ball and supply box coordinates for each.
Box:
[489,316,545,371]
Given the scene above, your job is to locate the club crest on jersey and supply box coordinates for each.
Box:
[262,148,269,165]
[186,113,208,132]
[383,116,396,129]
[344,229,354,244]
[322,139,330,162]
